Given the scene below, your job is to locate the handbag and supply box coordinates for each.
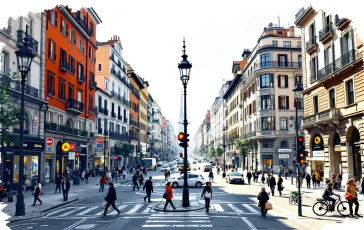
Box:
[265,202,273,210]
[204,191,212,199]
[101,201,110,210]
[345,193,352,201]
[258,202,261,208]
[163,192,168,199]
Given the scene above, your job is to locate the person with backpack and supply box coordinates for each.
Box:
[201,182,212,213]
[163,182,176,211]
[257,187,270,218]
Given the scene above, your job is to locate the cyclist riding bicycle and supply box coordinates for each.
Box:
[322,182,339,211]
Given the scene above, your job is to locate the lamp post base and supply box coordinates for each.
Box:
[182,187,190,207]
[15,188,25,216]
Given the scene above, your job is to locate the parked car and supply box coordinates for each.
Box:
[167,173,205,188]
[203,164,212,172]
[157,161,164,166]
[160,164,170,172]
[192,161,197,164]
[226,172,245,184]
[210,162,217,168]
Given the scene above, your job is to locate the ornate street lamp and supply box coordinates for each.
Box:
[178,38,192,207]
[293,82,304,217]
[15,30,36,216]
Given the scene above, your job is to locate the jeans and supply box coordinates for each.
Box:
[205,198,211,212]
[103,200,119,215]
[133,183,139,191]
[323,196,336,209]
[99,184,105,193]
[270,186,275,196]
[85,179,88,185]
[164,199,176,210]
[145,191,151,202]
[306,181,311,189]
[55,184,61,193]
[248,178,251,185]
[209,177,213,182]
[348,198,359,214]
[63,190,68,201]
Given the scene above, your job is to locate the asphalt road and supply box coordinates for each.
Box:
[6,162,363,230]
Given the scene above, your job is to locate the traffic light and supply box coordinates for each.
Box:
[178,132,190,148]
[76,152,80,157]
[297,136,308,164]
[180,152,183,158]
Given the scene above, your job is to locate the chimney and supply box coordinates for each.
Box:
[288,26,295,37]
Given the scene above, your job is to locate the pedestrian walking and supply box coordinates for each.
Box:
[164,170,169,180]
[122,169,126,179]
[261,173,265,184]
[305,173,311,189]
[361,176,364,195]
[31,180,42,206]
[111,170,116,183]
[99,175,107,193]
[85,171,90,185]
[129,167,133,177]
[208,170,214,183]
[133,174,139,191]
[312,172,316,188]
[277,175,283,196]
[139,174,144,187]
[163,182,176,211]
[143,176,153,202]
[346,178,361,217]
[257,187,270,218]
[61,176,70,201]
[81,170,85,183]
[316,172,321,187]
[23,176,29,194]
[269,174,276,196]
[102,183,120,216]
[284,170,288,180]
[201,182,212,213]
[247,171,252,185]
[55,174,61,193]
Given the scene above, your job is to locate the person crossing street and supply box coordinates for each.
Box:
[61,176,70,201]
[54,174,61,193]
[133,174,139,191]
[102,183,120,216]
[269,174,276,196]
[305,173,311,189]
[143,176,154,202]
[209,170,214,183]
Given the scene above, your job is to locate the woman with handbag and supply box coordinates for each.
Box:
[31,180,42,206]
[163,182,176,211]
[346,178,361,217]
[201,182,212,213]
[257,187,269,218]
[277,175,283,196]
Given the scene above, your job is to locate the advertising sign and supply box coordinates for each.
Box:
[62,142,70,152]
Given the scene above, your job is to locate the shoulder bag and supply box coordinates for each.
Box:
[345,193,352,201]
[205,191,212,199]
[265,202,273,210]
[163,192,168,199]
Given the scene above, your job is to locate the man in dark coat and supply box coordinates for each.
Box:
[132,174,139,191]
[247,172,252,185]
[55,174,61,193]
[102,183,120,216]
[143,176,154,202]
[305,173,311,189]
[61,177,70,201]
[269,174,276,196]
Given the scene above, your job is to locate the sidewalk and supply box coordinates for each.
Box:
[0,174,133,223]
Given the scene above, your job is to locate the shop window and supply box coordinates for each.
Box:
[263,140,273,148]
[13,155,39,185]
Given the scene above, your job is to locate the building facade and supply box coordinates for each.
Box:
[139,78,149,158]
[295,6,364,181]
[152,101,163,160]
[1,13,47,184]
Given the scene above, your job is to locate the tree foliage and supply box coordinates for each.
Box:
[234,139,251,156]
[112,142,134,159]
[215,146,224,158]
[207,147,216,158]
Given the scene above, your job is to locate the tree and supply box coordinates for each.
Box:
[112,142,134,165]
[207,147,216,160]
[0,72,21,144]
[215,146,224,161]
[234,139,251,171]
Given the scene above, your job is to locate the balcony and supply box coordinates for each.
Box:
[78,74,86,84]
[306,36,318,55]
[317,50,358,82]
[319,23,334,44]
[11,81,39,98]
[60,60,70,72]
[104,130,109,136]
[111,112,116,119]
[124,117,128,123]
[259,61,302,69]
[240,131,257,140]
[88,105,94,114]
[98,128,103,134]
[103,109,109,116]
[295,7,306,21]
[152,119,160,123]
[89,79,96,89]
[16,30,38,54]
[111,91,129,108]
[132,90,140,100]
[109,131,129,140]
[66,99,84,114]
[334,15,351,31]
[45,122,93,137]
[130,120,139,128]
[111,68,130,88]
[303,108,341,128]
[118,115,122,120]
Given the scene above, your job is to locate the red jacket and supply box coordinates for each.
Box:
[100,177,107,185]
[165,186,173,200]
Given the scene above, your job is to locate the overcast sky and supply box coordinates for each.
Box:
[0,0,363,139]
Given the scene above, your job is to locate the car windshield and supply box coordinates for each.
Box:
[230,172,241,176]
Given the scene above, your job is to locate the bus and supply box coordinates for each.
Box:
[141,158,157,171]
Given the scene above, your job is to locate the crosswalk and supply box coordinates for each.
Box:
[120,182,166,187]
[142,213,213,228]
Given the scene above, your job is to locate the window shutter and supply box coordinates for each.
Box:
[285,75,288,88]
[54,42,56,61]
[257,96,261,110]
[340,36,344,56]
[48,39,51,58]
[349,29,354,52]
[257,77,260,89]
[324,49,327,66]
[46,10,50,29]
[54,10,58,27]
[66,23,69,37]
[286,96,289,109]
[278,75,281,87]
[315,57,319,77]
[332,42,335,62]
[278,96,281,109]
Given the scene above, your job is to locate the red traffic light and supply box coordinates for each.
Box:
[178,132,185,141]
[180,152,183,157]
[76,152,80,157]
[300,159,305,164]
[297,136,303,143]
[114,156,118,160]
[299,153,304,158]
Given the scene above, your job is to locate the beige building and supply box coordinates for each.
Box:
[139,77,149,156]
[295,6,364,181]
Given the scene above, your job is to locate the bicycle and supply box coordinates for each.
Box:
[312,195,350,216]
[289,191,303,205]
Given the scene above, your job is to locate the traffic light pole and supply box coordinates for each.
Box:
[182,83,189,207]
[296,99,302,216]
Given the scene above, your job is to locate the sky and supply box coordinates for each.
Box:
[0,0,363,139]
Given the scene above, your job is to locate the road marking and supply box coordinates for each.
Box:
[211,204,225,212]
[47,207,73,216]
[58,207,84,217]
[146,220,210,223]
[125,204,143,214]
[110,205,127,215]
[227,204,245,214]
[274,205,296,215]
[76,206,98,216]
[149,216,209,219]
[142,204,153,213]
[241,217,257,230]
[62,218,88,230]
[142,225,213,228]
[242,204,260,214]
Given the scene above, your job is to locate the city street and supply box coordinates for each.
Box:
[5,163,363,229]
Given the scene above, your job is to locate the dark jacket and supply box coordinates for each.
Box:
[132,175,138,183]
[247,172,252,179]
[105,187,117,201]
[201,186,212,198]
[143,180,153,192]
[55,177,61,185]
[258,191,269,203]
[85,173,90,179]
[277,178,283,191]
[269,177,276,187]
[209,171,214,178]
[305,174,311,181]
[61,180,70,191]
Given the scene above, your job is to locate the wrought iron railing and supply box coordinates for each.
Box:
[12,81,39,98]
[60,60,70,72]
[17,30,38,53]
[66,99,84,112]
[306,36,317,50]
[319,23,333,40]
[78,74,86,83]
[260,61,302,69]
[89,80,96,89]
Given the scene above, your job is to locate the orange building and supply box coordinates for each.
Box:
[44,5,102,179]
[127,64,144,163]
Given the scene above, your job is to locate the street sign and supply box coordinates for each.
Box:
[62,142,70,152]
[46,137,54,146]
[69,152,75,160]
[96,137,103,144]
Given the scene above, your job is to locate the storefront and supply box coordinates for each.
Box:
[1,138,44,185]
[262,155,273,172]
[311,133,325,172]
[75,142,87,171]
[278,149,291,173]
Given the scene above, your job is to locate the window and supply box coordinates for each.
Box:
[324,45,333,66]
[57,115,63,125]
[260,74,274,88]
[329,89,336,108]
[261,117,275,130]
[298,55,302,67]
[89,95,93,112]
[310,57,318,81]
[98,63,102,72]
[278,75,288,88]
[61,19,68,36]
[60,48,67,62]
[70,28,76,44]
[278,96,289,109]
[47,71,55,96]
[346,79,354,105]
[69,56,75,74]
[68,84,74,100]
[272,40,278,47]
[48,39,56,61]
[260,54,269,68]
[49,9,58,27]
[259,95,275,110]
[280,118,287,130]
[313,95,319,113]
[79,38,84,53]
[263,140,273,148]
[58,79,66,101]
[0,52,5,74]
[278,54,287,67]
[77,90,82,102]
[283,41,291,47]
[47,112,53,122]
[297,41,301,48]
[89,22,94,36]
[281,140,288,148]
[105,80,108,92]
[89,46,93,61]
[78,63,84,79]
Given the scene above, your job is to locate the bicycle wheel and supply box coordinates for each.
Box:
[337,201,350,216]
[289,196,295,205]
[313,202,329,216]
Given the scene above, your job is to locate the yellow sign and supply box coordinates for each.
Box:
[3,141,7,147]
[75,157,79,161]
[314,136,321,145]
[62,142,70,152]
